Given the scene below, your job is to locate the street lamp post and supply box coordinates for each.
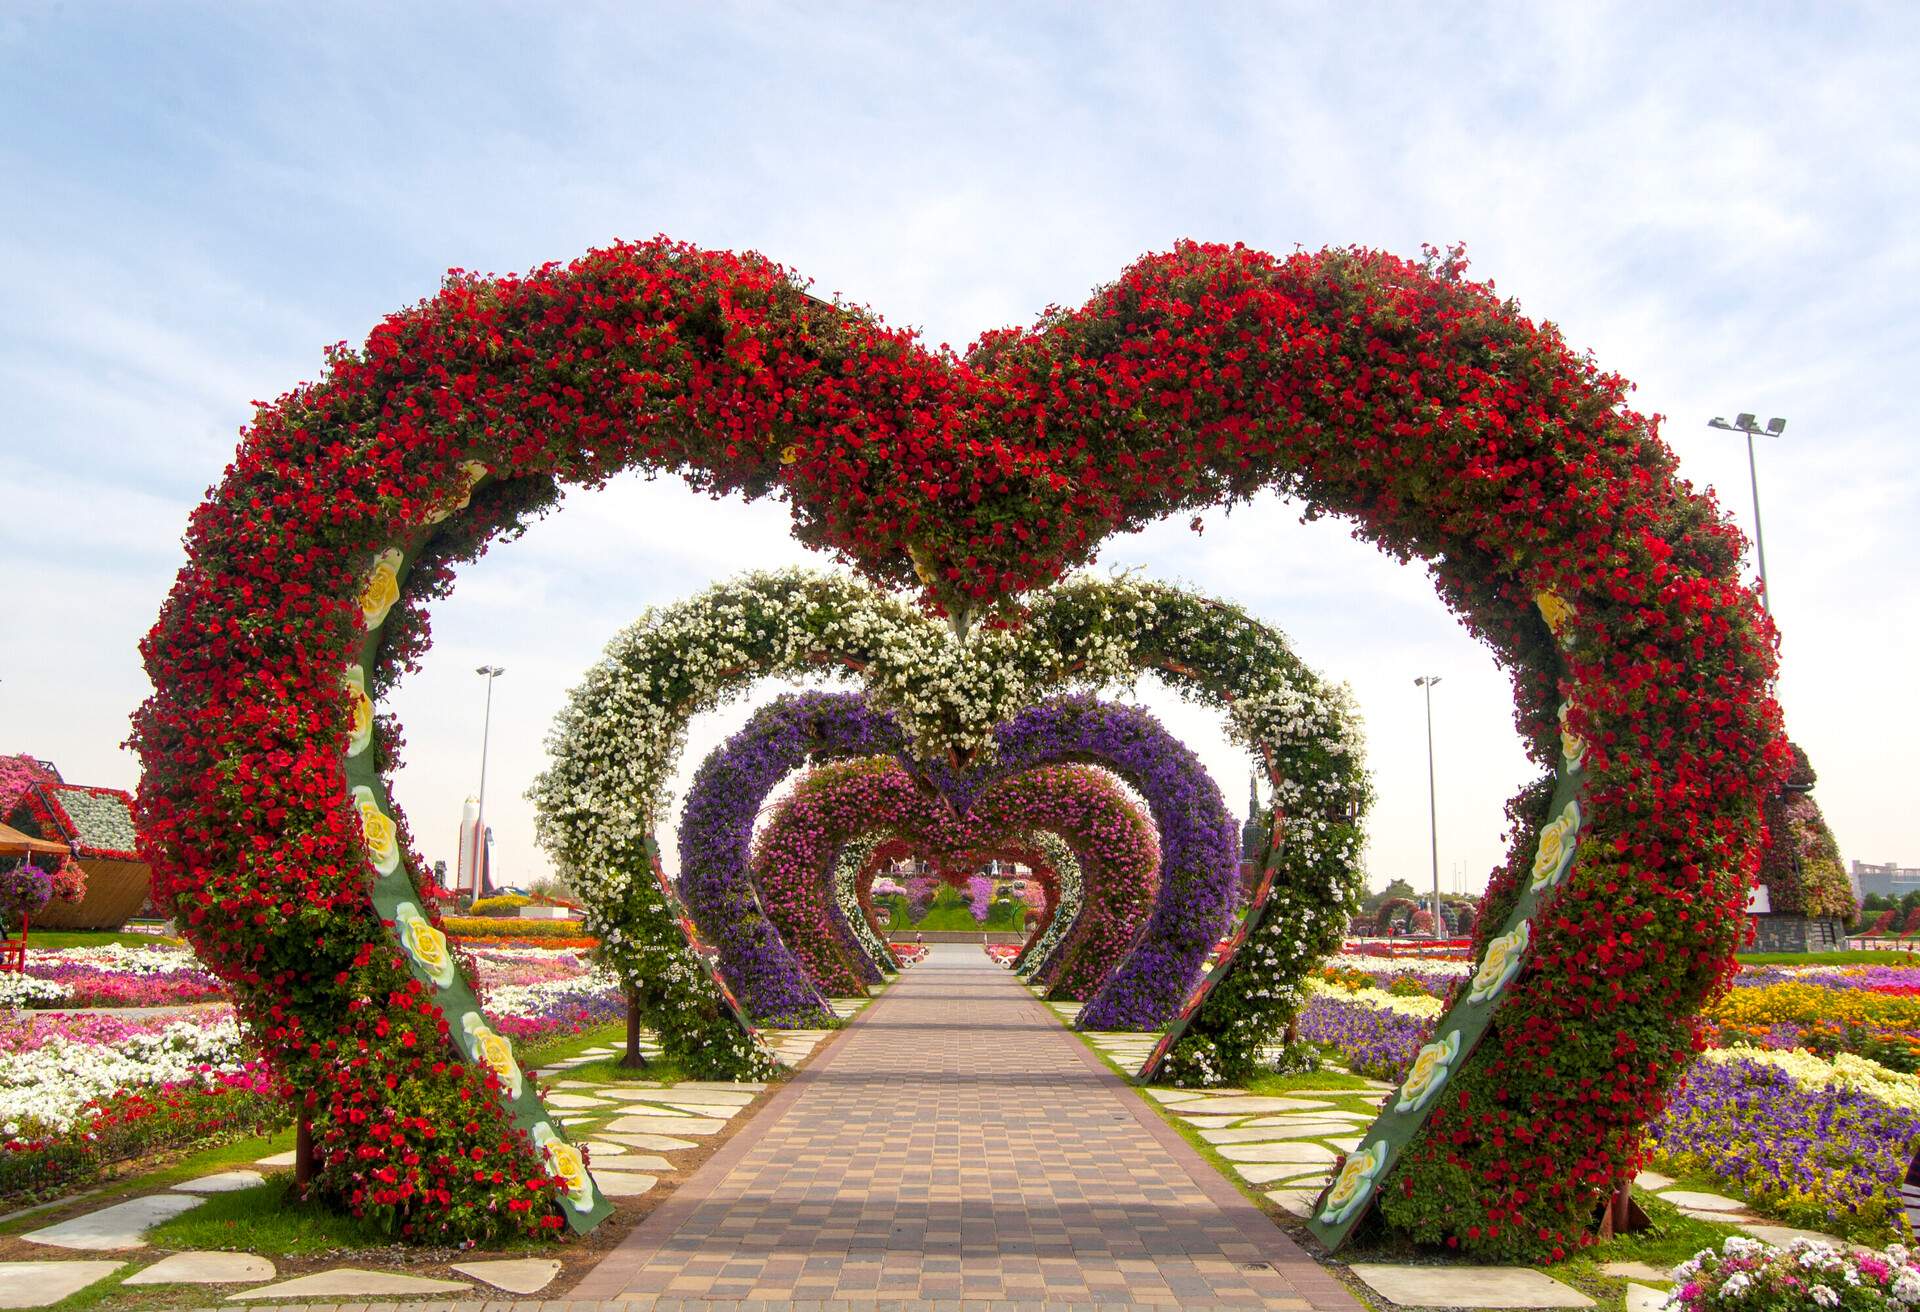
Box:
[1414,675,1443,939]
[474,665,505,898]
[1707,413,1785,612]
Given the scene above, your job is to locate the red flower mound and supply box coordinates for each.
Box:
[133,237,1783,1257]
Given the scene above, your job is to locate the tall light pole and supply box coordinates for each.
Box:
[1707,413,1785,612]
[474,665,505,898]
[1414,675,1443,938]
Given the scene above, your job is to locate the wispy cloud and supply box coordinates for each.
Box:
[2,1,1914,891]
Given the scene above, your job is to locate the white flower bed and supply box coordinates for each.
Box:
[1325,952,1473,977]
[1699,1045,1920,1112]
[0,1018,251,1142]
[0,974,74,1007]
[30,943,211,975]
[1305,975,1447,1019]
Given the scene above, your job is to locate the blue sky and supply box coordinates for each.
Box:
[3,3,1916,894]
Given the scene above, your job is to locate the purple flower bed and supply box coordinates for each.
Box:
[1651,1055,1920,1242]
[1297,994,1434,1081]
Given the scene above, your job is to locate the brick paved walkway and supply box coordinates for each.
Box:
[571,944,1358,1309]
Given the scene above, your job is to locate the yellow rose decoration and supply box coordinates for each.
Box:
[394,900,456,988]
[462,1011,523,1099]
[779,444,800,465]
[424,461,490,525]
[1394,1030,1462,1114]
[533,1123,596,1214]
[1528,800,1582,892]
[1535,590,1574,639]
[352,785,401,876]
[1468,920,1532,1005]
[1557,701,1588,774]
[344,666,374,758]
[1318,1138,1388,1226]
[359,548,405,629]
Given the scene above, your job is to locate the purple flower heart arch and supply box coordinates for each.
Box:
[744,754,1157,1001]
[674,690,1229,1029]
[137,236,1781,1257]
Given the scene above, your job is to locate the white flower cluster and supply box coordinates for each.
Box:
[29,944,212,976]
[830,835,899,974]
[482,965,623,1022]
[1012,831,1083,974]
[0,1017,251,1143]
[1305,975,1447,1019]
[1699,1044,1920,1112]
[0,974,74,1007]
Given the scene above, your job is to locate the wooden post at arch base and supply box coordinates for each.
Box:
[294,1112,315,1190]
[622,991,649,1070]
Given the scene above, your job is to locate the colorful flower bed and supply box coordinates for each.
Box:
[1673,1236,1920,1311]
[1302,950,1920,1244]
[18,943,227,1008]
[0,945,620,1205]
[1653,1055,1920,1244]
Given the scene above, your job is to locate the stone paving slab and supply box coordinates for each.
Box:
[570,944,1358,1309]
[450,1258,562,1294]
[124,1251,277,1284]
[225,1266,471,1299]
[0,1260,125,1307]
[23,1193,205,1250]
[175,1169,268,1194]
[1350,1262,1595,1308]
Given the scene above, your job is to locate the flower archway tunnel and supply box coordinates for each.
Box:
[741,750,1161,1004]
[136,237,1781,1257]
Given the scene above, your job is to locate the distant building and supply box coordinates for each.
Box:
[1855,861,1920,898]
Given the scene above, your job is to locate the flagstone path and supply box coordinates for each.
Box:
[571,943,1360,1309]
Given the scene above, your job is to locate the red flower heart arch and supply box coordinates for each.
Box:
[132,237,1784,1257]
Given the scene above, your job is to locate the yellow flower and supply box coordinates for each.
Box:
[1535,590,1574,637]
[359,548,405,629]
[424,461,490,525]
[344,666,374,757]
[1468,920,1531,1005]
[1529,800,1581,892]
[352,785,400,876]
[779,444,800,465]
[394,900,455,988]
[462,1011,523,1100]
[533,1123,596,1214]
[1395,1030,1461,1114]
[1557,701,1588,772]
[1319,1139,1387,1225]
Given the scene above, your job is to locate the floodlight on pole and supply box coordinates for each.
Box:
[1414,675,1443,938]
[1707,413,1785,612]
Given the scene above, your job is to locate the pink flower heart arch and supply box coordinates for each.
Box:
[748,756,1159,1002]
[133,237,1783,1259]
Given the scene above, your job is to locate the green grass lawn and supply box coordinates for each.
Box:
[13,929,184,950]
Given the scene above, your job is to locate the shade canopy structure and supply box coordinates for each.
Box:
[0,821,69,858]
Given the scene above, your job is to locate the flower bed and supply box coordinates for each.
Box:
[1298,992,1435,1082]
[1653,1055,1920,1244]
[19,944,227,1008]
[1673,1236,1920,1311]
